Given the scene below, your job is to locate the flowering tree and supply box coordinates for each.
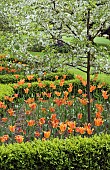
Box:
[0,0,110,122]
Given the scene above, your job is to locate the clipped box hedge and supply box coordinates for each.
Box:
[0,78,109,101]
[0,71,74,84]
[0,134,110,170]
[0,84,14,100]
[10,79,81,99]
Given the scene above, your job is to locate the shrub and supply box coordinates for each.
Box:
[0,84,14,100]
[0,134,110,170]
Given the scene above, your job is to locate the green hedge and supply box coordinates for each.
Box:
[0,71,74,84]
[0,84,14,100]
[0,134,110,170]
[11,79,81,99]
[0,78,109,101]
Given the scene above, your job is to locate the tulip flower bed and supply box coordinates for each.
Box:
[0,71,110,144]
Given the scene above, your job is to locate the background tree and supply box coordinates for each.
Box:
[0,0,110,122]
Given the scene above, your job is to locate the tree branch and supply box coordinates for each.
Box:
[65,63,87,73]
[93,20,107,39]
[66,24,79,38]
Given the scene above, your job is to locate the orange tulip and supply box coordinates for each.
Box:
[84,123,91,130]
[96,112,102,118]
[0,66,5,71]
[43,72,46,76]
[24,88,29,94]
[39,117,45,125]
[14,93,19,98]
[2,117,8,122]
[51,119,59,128]
[63,74,66,79]
[9,125,16,132]
[34,131,40,137]
[81,80,87,86]
[82,94,87,97]
[77,113,82,119]
[41,107,47,113]
[55,75,58,80]
[27,120,35,126]
[38,82,43,88]
[97,84,103,88]
[63,91,69,98]
[14,74,19,79]
[29,103,37,110]
[44,131,51,138]
[95,104,103,113]
[7,108,15,116]
[75,127,80,133]
[46,93,51,98]
[78,89,83,94]
[27,83,31,88]
[55,91,61,97]
[18,79,25,85]
[67,121,76,129]
[102,90,109,99]
[2,135,9,141]
[76,75,83,81]
[37,78,41,82]
[50,83,56,89]
[67,100,73,106]
[94,118,103,126]
[90,85,96,92]
[59,123,67,132]
[79,127,86,134]
[54,98,66,106]
[8,97,15,102]
[0,135,9,142]
[25,110,31,115]
[27,75,34,81]
[60,79,64,86]
[50,114,57,120]
[13,84,18,89]
[15,135,24,143]
[69,83,73,87]
[25,98,34,104]
[0,101,7,109]
[49,107,55,113]
[78,98,88,105]
[67,127,73,134]
[67,86,73,93]
[86,128,94,135]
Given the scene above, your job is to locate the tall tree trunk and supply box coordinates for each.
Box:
[87,9,91,123]
[87,51,91,123]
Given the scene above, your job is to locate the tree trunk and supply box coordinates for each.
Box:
[87,9,91,123]
[87,51,91,123]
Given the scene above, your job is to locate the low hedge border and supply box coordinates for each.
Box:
[0,84,14,100]
[0,134,110,170]
[0,71,74,84]
[0,78,110,101]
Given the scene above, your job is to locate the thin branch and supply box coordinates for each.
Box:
[93,20,107,39]
[65,63,87,73]
[87,9,90,40]
[76,67,87,73]
[66,24,79,38]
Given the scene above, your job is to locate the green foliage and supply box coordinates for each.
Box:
[0,71,74,84]
[1,0,110,73]
[93,37,110,46]
[9,78,109,100]
[0,134,110,170]
[0,84,14,100]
